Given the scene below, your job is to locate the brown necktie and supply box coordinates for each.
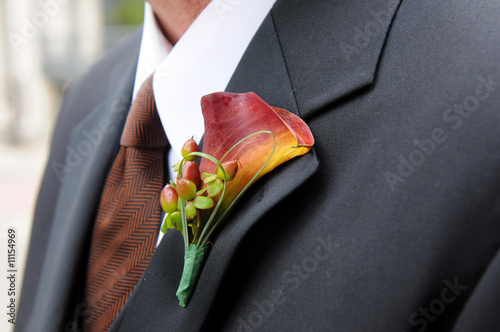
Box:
[83,75,168,331]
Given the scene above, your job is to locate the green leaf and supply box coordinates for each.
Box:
[201,172,213,181]
[170,180,177,189]
[207,179,223,197]
[193,196,214,210]
[196,187,208,195]
[173,162,180,172]
[171,211,182,232]
[188,223,196,235]
[203,174,218,183]
[185,201,197,220]
[161,214,171,233]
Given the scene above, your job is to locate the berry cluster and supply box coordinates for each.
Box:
[160,138,238,239]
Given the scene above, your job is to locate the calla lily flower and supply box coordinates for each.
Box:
[199,92,314,214]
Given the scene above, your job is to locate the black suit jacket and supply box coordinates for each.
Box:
[17,0,500,331]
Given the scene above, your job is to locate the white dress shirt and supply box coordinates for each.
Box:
[132,0,276,244]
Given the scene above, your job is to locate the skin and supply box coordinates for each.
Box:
[147,0,212,44]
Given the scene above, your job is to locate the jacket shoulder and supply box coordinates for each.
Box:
[16,27,142,332]
[64,27,142,111]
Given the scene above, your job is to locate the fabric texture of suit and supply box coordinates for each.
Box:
[17,0,500,331]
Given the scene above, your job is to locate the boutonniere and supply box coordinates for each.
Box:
[160,92,314,307]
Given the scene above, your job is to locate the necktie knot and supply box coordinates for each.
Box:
[121,75,168,148]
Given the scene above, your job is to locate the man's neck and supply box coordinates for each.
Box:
[147,0,211,45]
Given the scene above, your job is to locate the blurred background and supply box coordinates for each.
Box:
[0,0,143,330]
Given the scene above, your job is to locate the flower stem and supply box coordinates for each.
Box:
[180,199,189,248]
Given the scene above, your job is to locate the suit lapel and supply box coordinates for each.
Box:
[272,0,402,119]
[27,48,138,331]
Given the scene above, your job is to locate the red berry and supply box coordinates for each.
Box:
[217,160,238,181]
[160,184,178,213]
[176,178,197,200]
[180,161,201,188]
[181,138,199,161]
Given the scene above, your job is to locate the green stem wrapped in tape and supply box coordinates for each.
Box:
[176,244,209,307]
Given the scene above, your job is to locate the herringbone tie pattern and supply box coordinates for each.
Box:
[83,75,168,331]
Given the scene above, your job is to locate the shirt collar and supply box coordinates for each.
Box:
[133,2,172,100]
[135,0,277,160]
